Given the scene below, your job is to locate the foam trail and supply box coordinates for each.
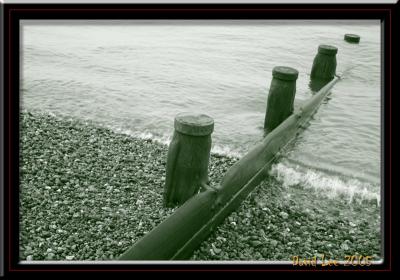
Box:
[107,125,244,159]
[210,145,243,159]
[109,127,172,147]
[23,111,380,203]
[269,161,380,205]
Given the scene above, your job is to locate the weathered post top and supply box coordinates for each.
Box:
[310,44,338,83]
[344,34,360,44]
[318,44,338,56]
[174,113,214,136]
[164,113,214,208]
[272,66,299,81]
[264,66,299,134]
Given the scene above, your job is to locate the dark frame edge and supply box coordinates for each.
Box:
[1,2,5,279]
[3,2,396,274]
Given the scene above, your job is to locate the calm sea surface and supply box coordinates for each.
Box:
[21,20,381,202]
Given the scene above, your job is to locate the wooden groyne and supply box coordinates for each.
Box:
[118,42,345,260]
[119,81,340,260]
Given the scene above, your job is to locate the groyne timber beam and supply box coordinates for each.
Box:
[118,76,341,260]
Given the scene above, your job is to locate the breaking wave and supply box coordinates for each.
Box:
[270,161,380,205]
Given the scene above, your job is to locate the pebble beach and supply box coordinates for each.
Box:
[19,111,381,262]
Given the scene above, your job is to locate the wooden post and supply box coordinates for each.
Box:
[264,66,299,134]
[309,77,329,92]
[118,77,341,260]
[310,44,338,81]
[163,113,214,208]
[344,34,360,44]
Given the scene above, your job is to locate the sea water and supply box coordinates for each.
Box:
[21,20,381,203]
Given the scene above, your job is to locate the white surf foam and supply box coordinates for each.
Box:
[269,161,380,205]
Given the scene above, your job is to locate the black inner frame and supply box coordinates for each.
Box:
[2,3,395,273]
